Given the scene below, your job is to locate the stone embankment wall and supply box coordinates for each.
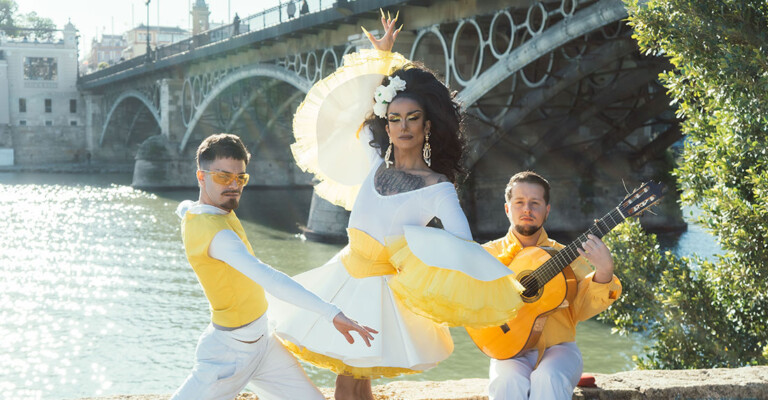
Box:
[130,135,314,190]
[79,366,768,400]
[2,126,88,165]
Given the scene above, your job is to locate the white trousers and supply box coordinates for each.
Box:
[171,319,324,400]
[488,341,582,400]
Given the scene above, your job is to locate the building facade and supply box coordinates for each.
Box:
[86,34,126,73]
[0,21,86,165]
[121,25,190,60]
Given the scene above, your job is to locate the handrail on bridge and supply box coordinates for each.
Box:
[80,0,348,84]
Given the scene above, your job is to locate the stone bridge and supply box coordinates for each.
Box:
[78,0,684,240]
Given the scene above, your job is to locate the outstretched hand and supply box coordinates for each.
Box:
[332,312,378,347]
[362,9,401,52]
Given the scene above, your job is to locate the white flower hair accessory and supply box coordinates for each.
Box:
[373,75,407,118]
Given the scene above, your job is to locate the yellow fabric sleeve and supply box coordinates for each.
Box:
[387,236,524,328]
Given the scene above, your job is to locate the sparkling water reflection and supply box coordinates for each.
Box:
[0,173,674,399]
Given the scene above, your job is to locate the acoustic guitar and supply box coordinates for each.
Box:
[466,181,665,360]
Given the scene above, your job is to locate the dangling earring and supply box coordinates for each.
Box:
[423,131,432,167]
[384,136,394,168]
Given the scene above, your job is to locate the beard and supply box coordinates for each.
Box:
[514,223,541,237]
[514,214,546,237]
[219,191,241,211]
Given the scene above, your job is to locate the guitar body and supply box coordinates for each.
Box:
[466,246,577,360]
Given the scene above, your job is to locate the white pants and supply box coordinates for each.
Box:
[488,341,582,400]
[171,317,324,400]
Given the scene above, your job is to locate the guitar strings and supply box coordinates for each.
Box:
[527,208,625,288]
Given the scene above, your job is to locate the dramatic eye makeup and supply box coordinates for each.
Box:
[407,112,422,121]
[388,110,423,123]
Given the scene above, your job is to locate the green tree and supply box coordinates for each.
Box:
[22,11,56,41]
[607,0,768,369]
[0,0,19,36]
[597,219,668,335]
[0,0,56,40]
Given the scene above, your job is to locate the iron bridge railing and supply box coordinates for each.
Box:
[80,0,353,82]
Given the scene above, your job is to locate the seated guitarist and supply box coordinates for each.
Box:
[484,171,622,400]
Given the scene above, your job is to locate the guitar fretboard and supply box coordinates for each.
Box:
[527,207,626,289]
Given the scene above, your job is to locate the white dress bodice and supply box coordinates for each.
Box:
[347,158,473,243]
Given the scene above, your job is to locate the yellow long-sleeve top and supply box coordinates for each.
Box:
[482,228,622,359]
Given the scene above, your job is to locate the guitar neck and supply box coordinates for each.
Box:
[531,207,626,285]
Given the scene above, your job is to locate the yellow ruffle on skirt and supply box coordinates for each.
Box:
[386,234,526,329]
[278,338,420,379]
[268,228,454,380]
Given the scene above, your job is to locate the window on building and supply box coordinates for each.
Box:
[70,99,77,113]
[19,98,26,113]
[45,99,52,113]
[70,120,78,126]
[23,57,58,81]
[19,120,26,126]
[45,120,53,126]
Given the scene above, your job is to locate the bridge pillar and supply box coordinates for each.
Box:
[302,191,351,243]
[132,79,196,189]
[159,78,185,143]
[84,94,103,160]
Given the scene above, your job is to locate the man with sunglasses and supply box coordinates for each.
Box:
[172,133,377,400]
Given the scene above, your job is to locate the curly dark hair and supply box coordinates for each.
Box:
[365,63,466,183]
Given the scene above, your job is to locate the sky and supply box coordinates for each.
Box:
[16,0,283,57]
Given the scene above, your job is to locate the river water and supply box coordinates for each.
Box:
[0,172,718,399]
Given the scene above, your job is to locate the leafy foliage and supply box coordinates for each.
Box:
[0,0,19,36]
[21,11,56,41]
[0,0,56,40]
[607,0,768,369]
[598,220,666,335]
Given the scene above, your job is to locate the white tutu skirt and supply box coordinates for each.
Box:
[267,248,454,379]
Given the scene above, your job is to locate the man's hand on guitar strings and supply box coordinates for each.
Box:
[576,234,615,284]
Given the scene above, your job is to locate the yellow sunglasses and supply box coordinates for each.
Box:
[199,170,250,186]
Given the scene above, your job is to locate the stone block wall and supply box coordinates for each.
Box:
[10,126,87,165]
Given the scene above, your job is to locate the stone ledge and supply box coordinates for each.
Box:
[78,366,768,400]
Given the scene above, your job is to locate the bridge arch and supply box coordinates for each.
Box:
[179,64,311,152]
[99,90,160,146]
[451,0,635,168]
[457,0,628,108]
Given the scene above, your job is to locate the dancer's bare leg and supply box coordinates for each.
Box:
[335,375,374,400]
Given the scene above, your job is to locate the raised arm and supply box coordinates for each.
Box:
[361,9,401,52]
[209,229,377,345]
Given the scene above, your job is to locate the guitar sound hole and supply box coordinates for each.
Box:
[520,275,539,298]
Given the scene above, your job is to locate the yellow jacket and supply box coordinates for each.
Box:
[483,228,621,359]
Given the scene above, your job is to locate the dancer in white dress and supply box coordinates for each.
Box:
[269,12,525,400]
